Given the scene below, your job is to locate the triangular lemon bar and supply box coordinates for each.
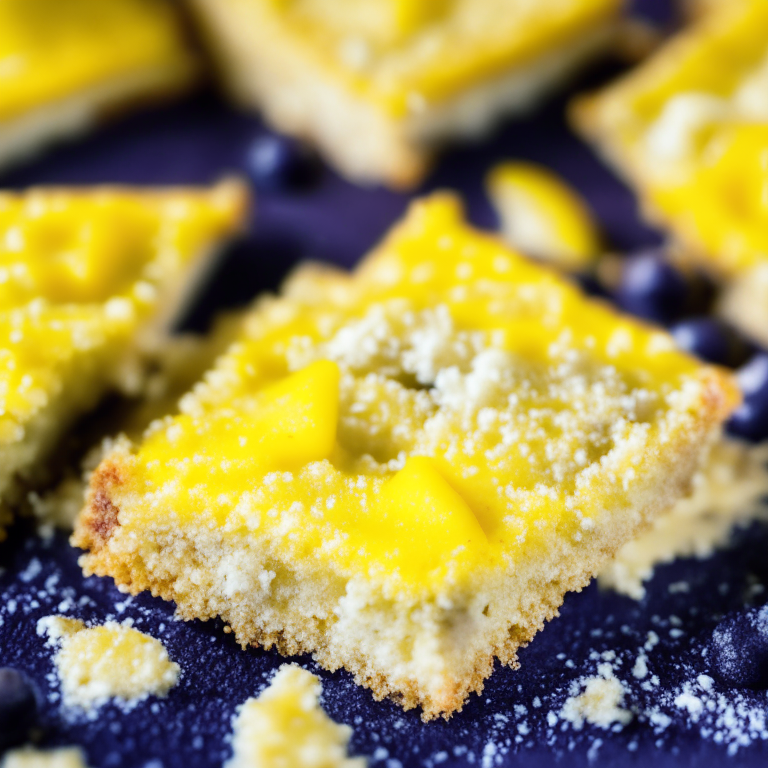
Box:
[74,194,737,719]
[0,0,198,171]
[0,180,248,537]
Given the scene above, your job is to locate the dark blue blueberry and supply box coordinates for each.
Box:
[245,135,321,192]
[736,353,768,399]
[671,318,747,367]
[709,606,768,688]
[616,250,690,325]
[726,353,768,443]
[0,668,38,750]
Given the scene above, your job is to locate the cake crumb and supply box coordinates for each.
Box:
[1,747,90,768]
[37,616,179,710]
[561,666,633,730]
[226,664,366,768]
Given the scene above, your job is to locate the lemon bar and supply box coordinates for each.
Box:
[0,0,198,172]
[573,0,768,345]
[188,0,622,188]
[74,194,737,720]
[0,180,248,538]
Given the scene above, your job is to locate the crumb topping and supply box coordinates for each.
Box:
[95,195,736,595]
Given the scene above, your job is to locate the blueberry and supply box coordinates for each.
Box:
[709,606,768,688]
[616,250,690,325]
[0,668,38,749]
[245,135,321,192]
[736,353,768,399]
[726,353,768,443]
[671,318,749,367]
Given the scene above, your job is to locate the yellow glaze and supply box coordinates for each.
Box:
[578,0,768,278]
[615,0,768,131]
[227,664,365,768]
[114,194,728,598]
[0,0,194,121]
[234,0,621,116]
[0,183,246,448]
[648,123,768,273]
[487,161,601,270]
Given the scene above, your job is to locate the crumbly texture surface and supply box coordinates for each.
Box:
[573,0,768,343]
[189,0,618,187]
[37,616,180,710]
[226,664,365,768]
[74,194,737,720]
[0,181,248,539]
[599,438,768,600]
[0,0,197,171]
[1,748,89,768]
[560,663,633,730]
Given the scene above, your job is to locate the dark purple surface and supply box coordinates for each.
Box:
[2,15,768,766]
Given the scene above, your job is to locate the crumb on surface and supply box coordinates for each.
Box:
[37,615,179,710]
[561,664,633,730]
[226,664,366,768]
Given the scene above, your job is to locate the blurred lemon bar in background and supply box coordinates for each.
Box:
[0,180,248,538]
[573,0,768,346]
[186,0,624,188]
[75,193,736,721]
[0,0,199,172]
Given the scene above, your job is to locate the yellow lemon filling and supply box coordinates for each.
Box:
[0,184,245,442]
[576,0,768,279]
[648,123,768,274]
[0,182,247,536]
[105,194,729,598]
[0,0,196,122]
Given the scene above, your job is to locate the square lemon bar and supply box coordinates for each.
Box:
[74,194,737,719]
[0,180,248,537]
[573,0,768,345]
[0,0,198,172]
[188,0,623,187]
